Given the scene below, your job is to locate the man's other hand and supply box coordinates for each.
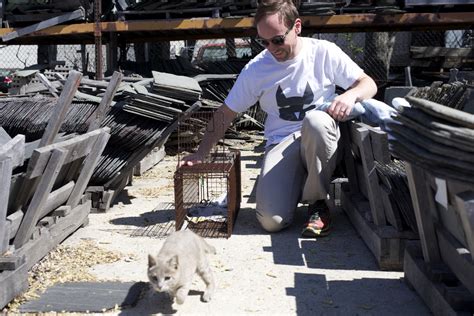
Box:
[179,153,204,167]
[327,93,357,121]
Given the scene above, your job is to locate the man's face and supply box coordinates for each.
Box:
[256,13,299,62]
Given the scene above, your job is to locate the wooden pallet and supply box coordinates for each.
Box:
[404,242,474,316]
[340,121,418,270]
[341,185,418,270]
[404,163,474,314]
[0,70,121,309]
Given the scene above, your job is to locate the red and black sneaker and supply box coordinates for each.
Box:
[302,202,331,237]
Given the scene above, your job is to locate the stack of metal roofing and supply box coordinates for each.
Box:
[0,97,174,185]
[388,95,474,184]
[91,105,172,184]
[120,71,201,123]
[195,74,237,103]
[374,159,418,233]
[151,71,202,103]
[122,89,188,123]
[0,98,96,141]
[409,81,471,111]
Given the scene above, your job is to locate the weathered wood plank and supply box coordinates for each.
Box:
[38,70,82,148]
[35,72,59,98]
[340,122,359,194]
[0,255,25,271]
[411,46,474,58]
[67,130,110,208]
[455,191,474,260]
[0,127,11,145]
[51,205,71,217]
[405,163,441,263]
[404,242,473,316]
[341,186,405,270]
[0,262,28,310]
[356,125,386,226]
[14,148,68,248]
[87,71,123,132]
[0,158,13,254]
[2,8,85,42]
[15,201,90,271]
[355,163,368,199]
[0,135,25,167]
[6,210,23,240]
[24,133,75,160]
[27,129,102,179]
[437,226,474,296]
[369,128,390,164]
[39,181,74,220]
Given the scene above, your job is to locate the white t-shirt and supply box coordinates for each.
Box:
[225,37,364,145]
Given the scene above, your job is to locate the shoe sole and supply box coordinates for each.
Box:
[301,226,331,237]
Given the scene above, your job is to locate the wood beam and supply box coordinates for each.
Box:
[0,12,473,44]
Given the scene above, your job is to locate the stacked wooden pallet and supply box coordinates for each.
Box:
[388,95,474,315]
[340,120,419,270]
[0,70,119,309]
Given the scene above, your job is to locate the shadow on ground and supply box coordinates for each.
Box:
[286,273,429,315]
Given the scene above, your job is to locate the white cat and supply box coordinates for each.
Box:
[148,230,216,304]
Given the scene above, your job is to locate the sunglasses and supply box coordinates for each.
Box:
[256,24,294,47]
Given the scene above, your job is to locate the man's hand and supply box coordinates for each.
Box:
[179,152,204,167]
[327,93,357,121]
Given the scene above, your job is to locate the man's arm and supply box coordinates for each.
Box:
[180,103,238,166]
[327,73,377,121]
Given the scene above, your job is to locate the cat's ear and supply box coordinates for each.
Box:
[148,254,157,267]
[168,255,179,270]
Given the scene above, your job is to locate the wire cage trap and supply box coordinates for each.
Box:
[174,110,241,238]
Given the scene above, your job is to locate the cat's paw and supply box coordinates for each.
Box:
[202,291,212,302]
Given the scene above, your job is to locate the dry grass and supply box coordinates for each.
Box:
[5,240,123,312]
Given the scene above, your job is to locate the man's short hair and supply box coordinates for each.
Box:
[254,0,300,28]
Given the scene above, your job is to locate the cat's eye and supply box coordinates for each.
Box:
[151,276,158,282]
[164,276,171,281]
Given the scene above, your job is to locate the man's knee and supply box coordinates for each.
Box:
[303,110,337,137]
[256,211,291,233]
[302,110,339,147]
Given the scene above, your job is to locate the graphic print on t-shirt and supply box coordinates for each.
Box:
[276,82,315,121]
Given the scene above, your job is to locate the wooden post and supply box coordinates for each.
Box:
[106,32,118,75]
[455,191,474,260]
[356,125,386,226]
[0,158,12,254]
[405,163,441,263]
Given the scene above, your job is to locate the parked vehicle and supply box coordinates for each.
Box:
[192,41,252,64]
[0,72,12,93]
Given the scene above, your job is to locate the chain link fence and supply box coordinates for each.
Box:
[0,29,472,85]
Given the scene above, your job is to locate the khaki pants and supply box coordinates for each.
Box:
[256,111,340,232]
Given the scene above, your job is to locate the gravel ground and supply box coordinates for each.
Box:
[9,139,431,315]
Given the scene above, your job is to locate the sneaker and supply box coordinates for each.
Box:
[302,202,331,237]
